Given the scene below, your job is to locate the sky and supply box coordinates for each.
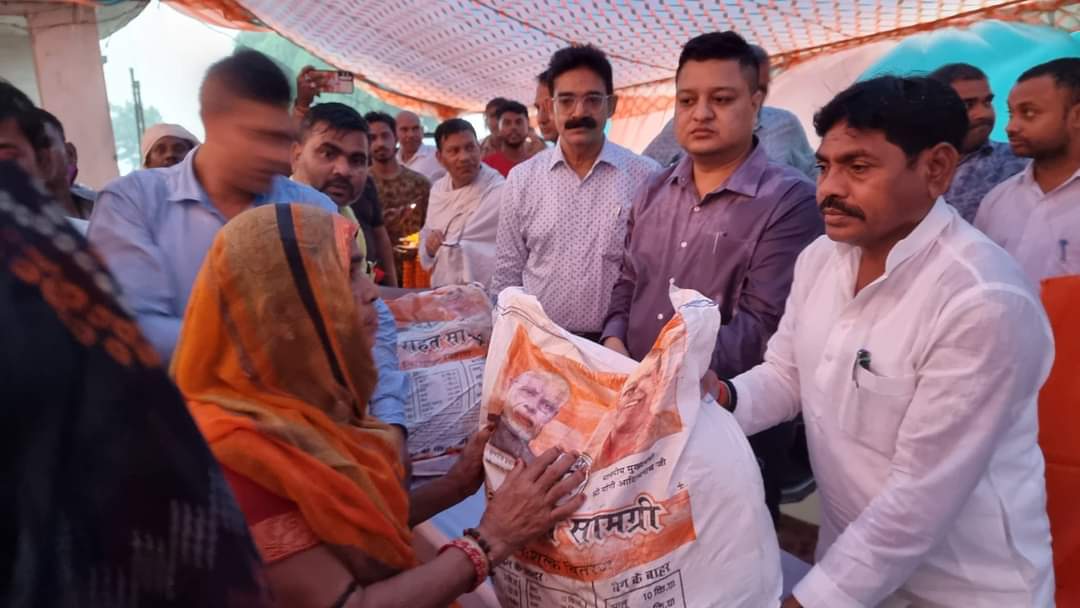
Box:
[100,2,238,143]
[97,2,485,172]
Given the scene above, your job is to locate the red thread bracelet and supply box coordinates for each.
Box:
[439,538,489,591]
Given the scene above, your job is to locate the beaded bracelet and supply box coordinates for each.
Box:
[463,527,492,556]
[439,537,489,591]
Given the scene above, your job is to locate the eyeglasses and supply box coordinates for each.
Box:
[553,93,611,114]
[436,210,468,249]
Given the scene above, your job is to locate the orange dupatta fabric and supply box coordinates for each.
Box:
[1039,275,1080,607]
[172,204,414,572]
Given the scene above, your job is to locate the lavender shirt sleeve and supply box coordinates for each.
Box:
[710,183,821,378]
[88,183,182,361]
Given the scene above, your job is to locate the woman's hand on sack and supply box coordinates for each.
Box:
[445,423,495,499]
[477,449,587,564]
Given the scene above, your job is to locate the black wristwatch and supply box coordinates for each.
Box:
[719,379,738,413]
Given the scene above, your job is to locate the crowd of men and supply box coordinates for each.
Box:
[2,26,1078,608]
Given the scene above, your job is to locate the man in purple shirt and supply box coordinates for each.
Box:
[602,31,821,520]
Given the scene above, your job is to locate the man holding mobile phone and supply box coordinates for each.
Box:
[293,67,399,286]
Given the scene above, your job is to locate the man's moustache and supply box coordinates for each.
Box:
[564,117,598,130]
[324,178,353,196]
[820,196,866,220]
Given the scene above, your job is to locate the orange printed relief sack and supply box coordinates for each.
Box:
[387,284,492,476]
[482,287,781,608]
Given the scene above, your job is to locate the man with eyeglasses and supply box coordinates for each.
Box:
[420,118,504,287]
[490,45,660,339]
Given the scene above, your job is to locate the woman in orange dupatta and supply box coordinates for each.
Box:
[173,204,586,608]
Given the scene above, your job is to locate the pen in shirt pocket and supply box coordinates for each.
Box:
[1060,239,1068,263]
[852,349,872,387]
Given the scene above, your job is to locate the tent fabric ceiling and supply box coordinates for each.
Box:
[164,0,1077,117]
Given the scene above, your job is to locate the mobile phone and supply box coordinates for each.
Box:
[314,70,354,94]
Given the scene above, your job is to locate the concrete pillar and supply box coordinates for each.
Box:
[28,4,118,188]
[0,26,40,104]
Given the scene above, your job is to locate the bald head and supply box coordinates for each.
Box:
[396,110,424,157]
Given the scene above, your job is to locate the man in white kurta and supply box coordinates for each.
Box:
[715,75,1055,608]
[420,119,504,287]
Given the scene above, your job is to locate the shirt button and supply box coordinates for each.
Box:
[669,277,676,284]
[823,352,834,363]
[693,206,701,213]
[657,313,664,320]
[680,241,687,248]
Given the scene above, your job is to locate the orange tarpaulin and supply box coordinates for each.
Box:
[1039,275,1080,607]
[163,0,1080,119]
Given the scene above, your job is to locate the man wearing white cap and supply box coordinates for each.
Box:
[140,123,199,169]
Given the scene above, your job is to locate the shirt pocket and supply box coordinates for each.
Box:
[842,367,917,458]
[704,233,753,318]
[1058,237,1080,276]
[601,204,630,265]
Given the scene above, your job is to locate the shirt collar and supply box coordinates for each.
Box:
[1017,159,1080,193]
[164,146,211,204]
[667,138,769,199]
[883,196,953,275]
[549,137,619,173]
[164,146,285,209]
[403,144,434,161]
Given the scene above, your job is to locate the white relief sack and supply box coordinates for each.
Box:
[482,287,781,608]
